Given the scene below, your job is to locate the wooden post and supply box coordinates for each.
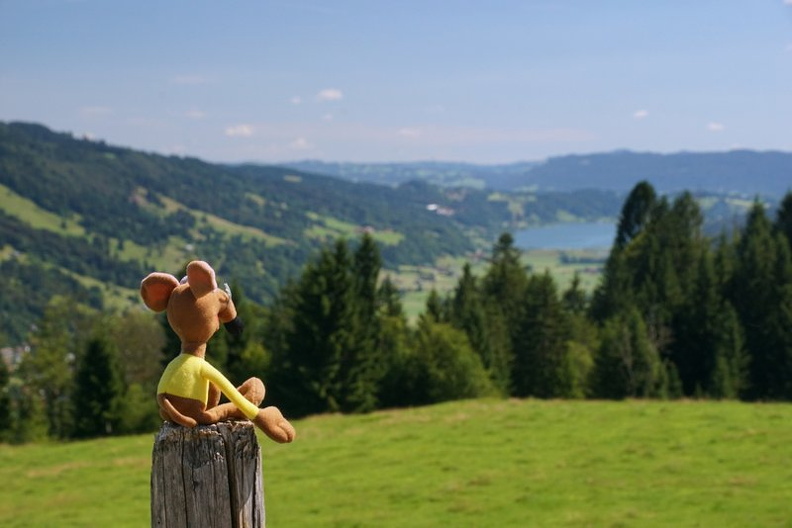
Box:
[151,421,265,528]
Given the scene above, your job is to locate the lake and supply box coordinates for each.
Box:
[513,222,616,250]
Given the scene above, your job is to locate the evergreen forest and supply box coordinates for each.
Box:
[3,180,792,444]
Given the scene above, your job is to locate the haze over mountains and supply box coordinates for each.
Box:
[286,150,792,195]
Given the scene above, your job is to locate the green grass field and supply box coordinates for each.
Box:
[1,399,791,527]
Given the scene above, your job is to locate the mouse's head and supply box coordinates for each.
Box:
[140,260,238,353]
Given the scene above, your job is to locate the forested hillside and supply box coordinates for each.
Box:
[0,122,623,344]
[3,182,792,445]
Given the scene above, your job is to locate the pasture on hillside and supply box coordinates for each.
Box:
[1,399,790,527]
[396,249,604,320]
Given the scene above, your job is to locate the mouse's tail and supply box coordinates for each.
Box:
[158,394,198,428]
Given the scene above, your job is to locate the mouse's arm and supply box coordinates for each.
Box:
[200,363,259,420]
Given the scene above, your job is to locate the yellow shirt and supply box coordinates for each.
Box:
[157,353,259,420]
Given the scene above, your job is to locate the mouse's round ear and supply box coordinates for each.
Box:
[140,273,180,312]
[186,260,218,298]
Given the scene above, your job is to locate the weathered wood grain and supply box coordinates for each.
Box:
[151,421,265,528]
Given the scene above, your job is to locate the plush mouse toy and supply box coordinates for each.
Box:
[140,260,295,444]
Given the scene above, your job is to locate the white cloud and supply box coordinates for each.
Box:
[317,88,343,101]
[633,109,649,120]
[785,0,792,5]
[398,127,423,138]
[322,113,334,122]
[225,124,255,137]
[707,122,725,132]
[290,96,302,105]
[288,137,313,150]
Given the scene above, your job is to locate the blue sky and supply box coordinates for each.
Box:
[2,0,791,163]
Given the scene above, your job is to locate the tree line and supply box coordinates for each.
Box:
[2,180,791,443]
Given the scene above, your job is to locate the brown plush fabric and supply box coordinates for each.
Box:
[141,260,295,443]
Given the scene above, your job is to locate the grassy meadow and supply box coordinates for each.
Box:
[1,398,791,527]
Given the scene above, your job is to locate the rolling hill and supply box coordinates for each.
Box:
[0,122,623,344]
[0,122,478,343]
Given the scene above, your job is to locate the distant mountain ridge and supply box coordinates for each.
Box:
[285,150,792,196]
[526,150,792,195]
[282,160,541,190]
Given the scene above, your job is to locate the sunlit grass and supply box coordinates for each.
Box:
[2,399,791,527]
[264,399,792,527]
[304,212,405,246]
[0,183,85,236]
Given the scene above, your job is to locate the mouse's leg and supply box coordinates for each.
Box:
[206,382,221,409]
[236,377,265,406]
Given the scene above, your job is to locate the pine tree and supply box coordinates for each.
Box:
[482,232,529,395]
[563,273,598,398]
[775,191,792,246]
[591,306,666,399]
[708,302,747,399]
[764,232,792,398]
[614,180,657,250]
[375,279,411,409]
[672,251,746,397]
[261,282,298,408]
[377,275,404,318]
[589,248,633,323]
[281,240,356,416]
[730,202,782,399]
[343,233,385,412]
[511,272,571,398]
[483,233,529,328]
[278,237,389,415]
[424,289,445,323]
[562,271,587,315]
[591,182,658,323]
[449,263,512,394]
[72,332,125,438]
